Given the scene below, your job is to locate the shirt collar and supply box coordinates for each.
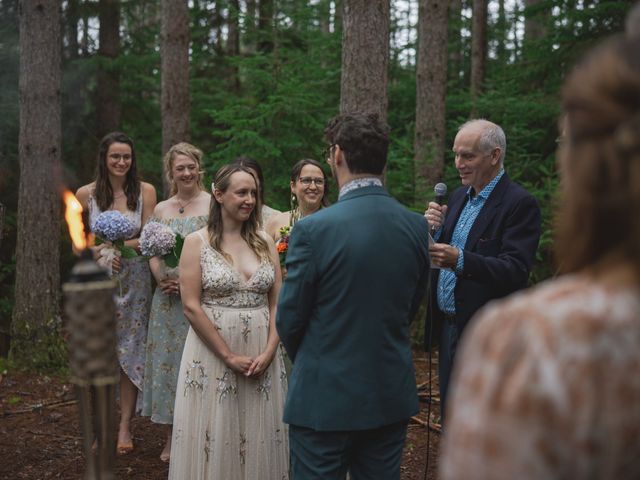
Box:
[338,177,383,200]
[467,169,505,200]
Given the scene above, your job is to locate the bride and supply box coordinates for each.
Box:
[169,164,289,479]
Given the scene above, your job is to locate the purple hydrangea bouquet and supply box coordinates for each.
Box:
[91,210,138,259]
[139,221,185,268]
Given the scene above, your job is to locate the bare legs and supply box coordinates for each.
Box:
[117,370,137,453]
[160,426,172,462]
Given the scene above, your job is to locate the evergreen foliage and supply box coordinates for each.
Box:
[0,0,633,361]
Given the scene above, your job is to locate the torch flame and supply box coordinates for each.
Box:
[63,190,88,251]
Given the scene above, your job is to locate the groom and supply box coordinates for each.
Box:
[276,112,430,479]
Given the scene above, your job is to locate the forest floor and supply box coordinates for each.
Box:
[0,350,441,479]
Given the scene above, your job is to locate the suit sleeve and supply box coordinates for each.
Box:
[410,220,431,322]
[462,194,541,294]
[275,221,317,362]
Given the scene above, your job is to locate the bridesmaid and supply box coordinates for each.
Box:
[76,131,157,454]
[265,158,329,242]
[141,143,210,462]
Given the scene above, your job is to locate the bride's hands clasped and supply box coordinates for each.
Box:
[225,353,254,375]
[246,350,276,378]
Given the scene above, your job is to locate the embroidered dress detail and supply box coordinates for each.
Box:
[169,233,289,480]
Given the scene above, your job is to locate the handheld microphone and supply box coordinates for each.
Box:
[431,183,447,235]
[434,182,447,205]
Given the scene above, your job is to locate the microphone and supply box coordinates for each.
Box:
[431,183,447,235]
[434,182,447,205]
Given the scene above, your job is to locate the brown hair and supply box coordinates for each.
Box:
[207,164,272,264]
[94,132,140,212]
[163,142,205,196]
[290,158,331,208]
[324,112,390,175]
[555,36,640,276]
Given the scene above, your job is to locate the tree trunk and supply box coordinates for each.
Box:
[448,0,462,84]
[227,0,240,56]
[0,202,4,249]
[523,0,546,56]
[65,0,79,60]
[258,0,274,53]
[96,0,121,137]
[470,0,487,98]
[227,0,241,91]
[414,0,449,202]
[495,0,507,64]
[319,0,331,34]
[340,0,390,122]
[161,0,190,196]
[13,0,63,369]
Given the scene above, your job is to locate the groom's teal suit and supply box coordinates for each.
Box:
[276,184,430,479]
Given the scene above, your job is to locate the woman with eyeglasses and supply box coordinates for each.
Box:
[76,131,157,455]
[265,158,330,242]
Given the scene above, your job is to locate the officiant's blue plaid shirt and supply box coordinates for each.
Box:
[436,169,504,315]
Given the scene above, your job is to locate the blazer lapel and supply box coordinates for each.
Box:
[465,173,510,249]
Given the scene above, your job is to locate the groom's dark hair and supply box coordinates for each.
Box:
[324,112,390,175]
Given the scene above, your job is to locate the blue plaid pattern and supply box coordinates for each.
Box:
[436,170,505,314]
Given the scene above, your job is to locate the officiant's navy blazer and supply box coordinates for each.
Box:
[276,185,430,432]
[425,172,541,350]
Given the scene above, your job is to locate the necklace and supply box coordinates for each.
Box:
[113,191,125,200]
[175,192,199,214]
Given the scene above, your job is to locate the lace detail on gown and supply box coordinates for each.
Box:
[200,244,274,309]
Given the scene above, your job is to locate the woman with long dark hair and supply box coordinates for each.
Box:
[76,131,156,454]
[265,158,329,241]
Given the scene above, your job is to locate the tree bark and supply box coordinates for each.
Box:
[258,0,274,53]
[227,0,240,56]
[319,0,331,34]
[65,0,79,60]
[13,0,63,368]
[227,0,241,91]
[340,0,390,122]
[470,0,487,98]
[414,0,449,202]
[0,202,4,249]
[161,0,190,195]
[523,0,546,56]
[448,0,462,84]
[96,0,121,137]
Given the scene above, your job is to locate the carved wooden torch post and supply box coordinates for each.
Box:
[62,191,117,480]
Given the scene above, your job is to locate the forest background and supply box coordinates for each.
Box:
[0,0,634,368]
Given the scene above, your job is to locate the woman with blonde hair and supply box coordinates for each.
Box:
[141,142,210,462]
[169,164,289,479]
[441,36,640,479]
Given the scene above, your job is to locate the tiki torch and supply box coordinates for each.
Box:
[62,191,117,480]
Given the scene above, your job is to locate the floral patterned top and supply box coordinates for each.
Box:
[198,232,275,309]
[440,273,640,480]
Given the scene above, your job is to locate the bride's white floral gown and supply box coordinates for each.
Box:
[169,232,289,480]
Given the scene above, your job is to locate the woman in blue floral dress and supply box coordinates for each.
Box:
[76,131,156,454]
